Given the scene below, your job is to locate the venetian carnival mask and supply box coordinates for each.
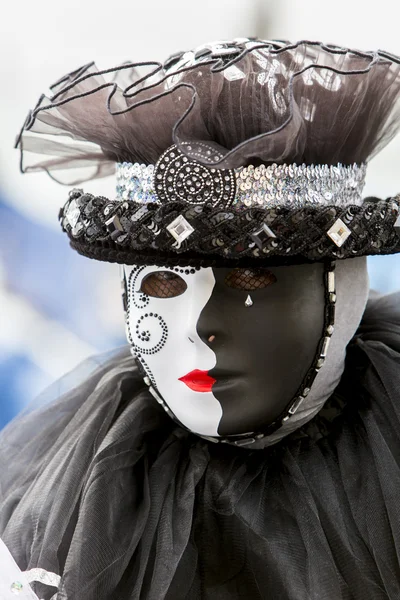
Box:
[123,258,369,441]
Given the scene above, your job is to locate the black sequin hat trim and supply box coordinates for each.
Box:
[61,186,400,267]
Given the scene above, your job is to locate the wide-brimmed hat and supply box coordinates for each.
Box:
[16,39,400,267]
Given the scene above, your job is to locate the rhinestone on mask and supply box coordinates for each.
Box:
[244,295,253,307]
[288,396,305,415]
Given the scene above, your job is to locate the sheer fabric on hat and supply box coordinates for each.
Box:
[16,41,400,184]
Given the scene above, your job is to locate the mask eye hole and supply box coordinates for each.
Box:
[224,268,277,291]
[140,271,187,298]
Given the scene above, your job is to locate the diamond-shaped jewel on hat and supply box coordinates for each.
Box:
[327,218,351,247]
[166,215,194,243]
[71,222,84,237]
[65,200,80,228]
[250,223,277,249]
[106,215,124,232]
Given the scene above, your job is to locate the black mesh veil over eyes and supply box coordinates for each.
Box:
[139,268,277,299]
[16,40,400,185]
[140,271,187,298]
[224,268,277,291]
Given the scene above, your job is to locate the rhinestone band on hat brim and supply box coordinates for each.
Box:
[116,145,367,211]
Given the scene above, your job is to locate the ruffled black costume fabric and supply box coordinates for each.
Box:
[1,292,400,599]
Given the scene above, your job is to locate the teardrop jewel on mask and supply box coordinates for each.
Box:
[245,295,253,307]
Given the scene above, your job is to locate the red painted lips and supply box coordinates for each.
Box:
[178,369,216,392]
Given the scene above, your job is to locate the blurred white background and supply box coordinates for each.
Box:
[0,0,399,426]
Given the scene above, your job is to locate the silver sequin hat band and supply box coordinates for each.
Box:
[116,144,367,211]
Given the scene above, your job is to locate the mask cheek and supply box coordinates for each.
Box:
[133,291,210,380]
[128,304,167,355]
[144,331,221,436]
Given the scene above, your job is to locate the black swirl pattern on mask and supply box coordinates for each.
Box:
[121,267,159,390]
[131,313,168,355]
[128,266,150,309]
[126,267,169,356]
